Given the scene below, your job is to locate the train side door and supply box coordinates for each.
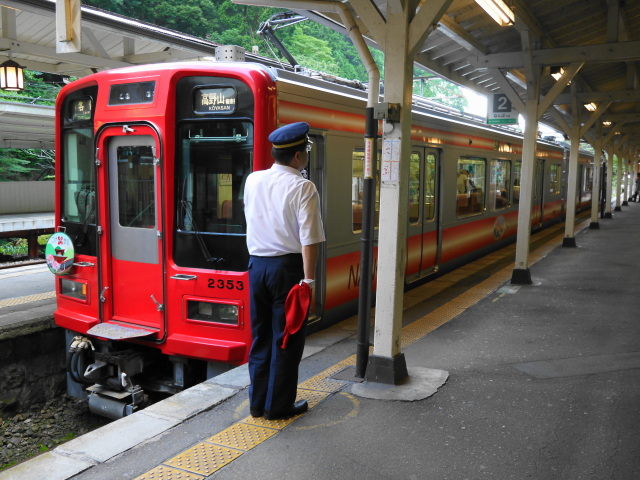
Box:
[96,126,164,337]
[301,133,326,322]
[407,147,441,282]
[532,159,545,228]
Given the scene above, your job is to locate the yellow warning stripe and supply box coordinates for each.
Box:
[133,214,591,479]
[0,291,56,309]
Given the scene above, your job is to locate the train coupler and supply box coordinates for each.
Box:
[87,381,147,420]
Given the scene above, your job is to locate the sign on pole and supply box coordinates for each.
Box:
[487,93,518,125]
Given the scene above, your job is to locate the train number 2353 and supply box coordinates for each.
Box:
[208,278,244,290]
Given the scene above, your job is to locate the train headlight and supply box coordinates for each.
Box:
[60,279,87,301]
[187,301,239,325]
[219,305,239,321]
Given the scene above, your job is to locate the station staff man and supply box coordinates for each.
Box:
[243,122,325,420]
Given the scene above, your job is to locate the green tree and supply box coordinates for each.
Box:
[0,70,60,106]
[0,149,54,181]
[411,67,468,111]
[84,0,217,37]
[82,0,470,110]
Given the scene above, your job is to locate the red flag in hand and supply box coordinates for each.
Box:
[282,282,312,349]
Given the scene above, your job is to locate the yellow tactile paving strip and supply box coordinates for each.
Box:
[134,215,591,479]
[206,423,278,451]
[0,291,55,309]
[135,465,205,480]
[164,443,243,476]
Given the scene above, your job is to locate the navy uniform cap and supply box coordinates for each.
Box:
[269,122,310,149]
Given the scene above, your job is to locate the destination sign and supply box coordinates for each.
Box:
[71,98,92,122]
[194,87,237,114]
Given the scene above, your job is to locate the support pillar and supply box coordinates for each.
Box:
[604,145,614,218]
[511,30,540,285]
[366,0,414,385]
[628,161,634,201]
[614,154,623,211]
[622,158,629,206]
[590,124,602,229]
[563,85,580,247]
[27,235,39,259]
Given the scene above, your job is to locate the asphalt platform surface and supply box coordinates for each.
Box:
[5,205,640,480]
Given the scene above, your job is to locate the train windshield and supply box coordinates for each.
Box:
[174,120,253,272]
[176,120,253,234]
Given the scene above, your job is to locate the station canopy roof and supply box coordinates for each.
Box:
[2,0,640,154]
[292,0,640,154]
[0,0,280,148]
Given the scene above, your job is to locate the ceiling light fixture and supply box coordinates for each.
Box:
[550,66,565,81]
[0,58,25,92]
[584,103,597,112]
[603,121,612,126]
[475,0,515,26]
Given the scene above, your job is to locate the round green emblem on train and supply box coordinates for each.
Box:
[45,232,75,275]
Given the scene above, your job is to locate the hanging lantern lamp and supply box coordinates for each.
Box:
[0,59,25,92]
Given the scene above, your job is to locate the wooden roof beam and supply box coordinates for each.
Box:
[554,89,640,105]
[468,40,640,69]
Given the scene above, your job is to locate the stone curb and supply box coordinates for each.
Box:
[0,309,56,342]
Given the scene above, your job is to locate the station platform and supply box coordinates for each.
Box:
[3,206,640,480]
[0,264,55,340]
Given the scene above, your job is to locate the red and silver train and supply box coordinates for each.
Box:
[54,62,593,417]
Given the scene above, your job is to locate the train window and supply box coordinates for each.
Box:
[583,167,593,192]
[352,149,380,233]
[425,153,436,221]
[513,161,522,205]
[176,121,253,236]
[116,145,156,228]
[456,157,486,217]
[409,153,420,224]
[62,128,95,224]
[549,164,561,194]
[490,159,511,211]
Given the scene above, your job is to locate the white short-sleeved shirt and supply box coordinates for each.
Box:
[244,164,325,256]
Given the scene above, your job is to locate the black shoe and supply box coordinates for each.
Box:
[250,407,264,418]
[264,400,308,420]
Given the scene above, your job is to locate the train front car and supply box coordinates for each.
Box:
[54,64,277,418]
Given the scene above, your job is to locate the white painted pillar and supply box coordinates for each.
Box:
[563,92,580,247]
[589,124,602,228]
[628,160,634,201]
[615,154,623,211]
[622,158,629,206]
[605,145,614,218]
[367,0,414,384]
[511,31,539,285]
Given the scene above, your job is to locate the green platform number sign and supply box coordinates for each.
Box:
[45,232,75,275]
[488,93,517,125]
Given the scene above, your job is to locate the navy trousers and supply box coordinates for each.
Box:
[248,254,307,414]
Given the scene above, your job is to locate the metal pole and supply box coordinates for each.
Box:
[356,109,377,378]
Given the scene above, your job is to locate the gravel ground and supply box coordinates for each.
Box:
[0,394,112,472]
